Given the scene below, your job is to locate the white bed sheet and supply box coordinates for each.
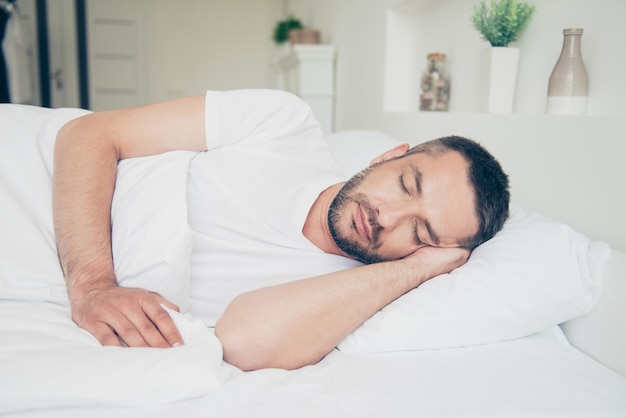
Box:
[1,300,625,418]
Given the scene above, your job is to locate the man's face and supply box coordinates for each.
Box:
[328,150,479,264]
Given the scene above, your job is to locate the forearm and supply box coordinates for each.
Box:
[215,259,424,371]
[53,115,119,296]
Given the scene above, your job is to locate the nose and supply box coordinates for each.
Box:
[375,198,417,230]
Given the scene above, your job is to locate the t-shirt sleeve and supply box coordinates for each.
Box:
[204,89,320,151]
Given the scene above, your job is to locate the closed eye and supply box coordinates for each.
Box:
[399,175,410,195]
[412,219,423,246]
[411,166,423,196]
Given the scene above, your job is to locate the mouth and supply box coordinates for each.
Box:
[354,203,372,242]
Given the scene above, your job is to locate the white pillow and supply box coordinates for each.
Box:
[326,129,403,177]
[112,151,196,311]
[338,205,610,352]
[325,130,611,352]
[0,104,195,312]
[0,105,91,302]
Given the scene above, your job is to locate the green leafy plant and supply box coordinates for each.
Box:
[272,16,303,44]
[471,0,536,47]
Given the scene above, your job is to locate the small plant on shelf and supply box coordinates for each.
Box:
[471,0,536,47]
[272,16,303,44]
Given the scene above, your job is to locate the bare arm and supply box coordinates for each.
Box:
[215,246,469,370]
[53,95,207,348]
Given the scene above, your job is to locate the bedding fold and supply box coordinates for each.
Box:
[0,301,232,414]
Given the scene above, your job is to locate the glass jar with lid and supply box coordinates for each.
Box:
[419,52,450,111]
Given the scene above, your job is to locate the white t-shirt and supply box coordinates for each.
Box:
[187,89,363,325]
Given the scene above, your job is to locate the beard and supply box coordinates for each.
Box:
[327,167,387,265]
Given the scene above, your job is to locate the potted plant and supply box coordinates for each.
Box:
[471,0,535,113]
[273,16,304,45]
[273,15,320,47]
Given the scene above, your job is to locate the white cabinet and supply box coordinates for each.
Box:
[274,45,336,134]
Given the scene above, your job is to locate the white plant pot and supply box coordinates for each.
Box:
[479,47,520,113]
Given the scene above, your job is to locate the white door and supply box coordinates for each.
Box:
[2,0,39,105]
[47,0,79,108]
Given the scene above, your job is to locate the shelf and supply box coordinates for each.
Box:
[387,0,450,13]
[383,0,477,113]
[382,0,626,116]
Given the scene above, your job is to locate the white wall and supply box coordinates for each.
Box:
[140,0,282,102]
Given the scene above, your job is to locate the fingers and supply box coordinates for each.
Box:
[403,246,471,286]
[138,296,184,348]
[145,292,184,347]
[419,246,469,266]
[111,308,163,348]
[87,321,125,347]
[441,247,470,267]
[151,291,180,312]
[107,295,184,348]
[70,287,184,349]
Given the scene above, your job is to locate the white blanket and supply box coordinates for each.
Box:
[2,301,626,418]
[0,301,235,414]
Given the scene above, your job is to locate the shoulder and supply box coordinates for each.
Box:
[206,89,311,116]
[206,89,319,146]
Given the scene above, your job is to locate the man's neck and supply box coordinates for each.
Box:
[302,183,347,256]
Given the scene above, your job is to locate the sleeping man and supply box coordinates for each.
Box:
[53,89,509,371]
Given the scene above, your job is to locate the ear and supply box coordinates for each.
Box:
[370,143,410,166]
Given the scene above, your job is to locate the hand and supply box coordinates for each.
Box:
[69,284,184,348]
[403,246,470,287]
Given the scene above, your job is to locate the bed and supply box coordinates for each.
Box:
[1,103,625,417]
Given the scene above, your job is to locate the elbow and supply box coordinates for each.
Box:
[215,320,283,371]
[55,115,88,148]
[54,118,78,158]
[214,305,324,371]
[55,113,119,160]
[213,295,270,371]
[216,330,322,371]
